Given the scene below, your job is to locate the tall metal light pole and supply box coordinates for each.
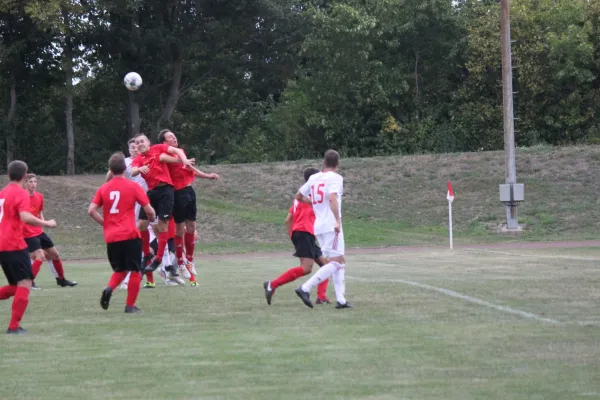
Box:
[499,0,524,231]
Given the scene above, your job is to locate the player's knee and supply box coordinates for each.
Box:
[17,279,32,289]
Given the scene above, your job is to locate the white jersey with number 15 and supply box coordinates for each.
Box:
[299,171,343,235]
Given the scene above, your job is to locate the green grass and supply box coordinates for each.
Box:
[1,247,599,399]
[4,145,600,259]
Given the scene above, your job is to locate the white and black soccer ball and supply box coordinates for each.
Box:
[124,72,143,91]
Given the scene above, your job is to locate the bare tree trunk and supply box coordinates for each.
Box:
[128,91,141,136]
[63,7,75,175]
[6,77,17,168]
[155,56,183,132]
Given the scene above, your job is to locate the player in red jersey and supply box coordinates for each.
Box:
[157,129,219,281]
[0,161,57,334]
[130,134,192,276]
[88,152,156,313]
[23,174,77,288]
[262,168,330,305]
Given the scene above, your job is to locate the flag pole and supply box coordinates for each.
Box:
[447,182,454,250]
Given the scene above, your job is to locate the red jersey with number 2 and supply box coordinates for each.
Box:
[23,192,44,238]
[131,144,173,190]
[289,199,315,236]
[92,177,150,243]
[0,183,31,251]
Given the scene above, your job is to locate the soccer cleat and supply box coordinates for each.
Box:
[56,278,77,287]
[124,305,142,313]
[178,263,191,279]
[335,302,353,309]
[295,287,313,309]
[143,282,155,289]
[6,326,27,334]
[164,264,180,277]
[190,281,198,287]
[263,281,274,305]
[186,260,197,276]
[144,258,161,273]
[316,297,331,305]
[31,282,41,290]
[100,286,113,310]
[165,280,179,286]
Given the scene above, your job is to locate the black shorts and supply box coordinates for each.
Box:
[173,186,197,224]
[291,231,322,259]
[0,249,33,285]
[25,232,55,253]
[150,238,175,254]
[139,185,174,222]
[106,238,142,272]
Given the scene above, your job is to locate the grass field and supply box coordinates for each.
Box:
[1,245,599,400]
[3,144,600,259]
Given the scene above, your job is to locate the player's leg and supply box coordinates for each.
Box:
[120,272,131,290]
[101,242,129,310]
[25,236,44,283]
[315,255,331,304]
[145,186,175,273]
[123,238,143,313]
[41,234,76,287]
[184,187,198,275]
[137,205,152,261]
[1,250,34,334]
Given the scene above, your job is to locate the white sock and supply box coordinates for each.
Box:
[162,248,172,266]
[301,262,338,292]
[122,272,131,285]
[48,260,59,278]
[333,265,346,304]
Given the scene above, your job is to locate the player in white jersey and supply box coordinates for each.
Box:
[294,149,352,309]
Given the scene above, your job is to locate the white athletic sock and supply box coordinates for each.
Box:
[333,265,346,304]
[123,272,131,285]
[48,260,59,278]
[301,262,338,292]
[162,248,172,266]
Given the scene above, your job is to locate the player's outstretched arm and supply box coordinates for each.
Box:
[328,193,341,233]
[193,169,219,180]
[167,146,192,167]
[87,203,103,226]
[20,212,56,228]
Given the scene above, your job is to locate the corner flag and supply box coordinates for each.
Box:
[447,182,454,203]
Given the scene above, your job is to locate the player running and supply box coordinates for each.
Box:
[88,152,156,313]
[130,134,192,276]
[23,174,77,288]
[294,150,353,309]
[262,167,330,305]
[0,161,57,334]
[157,129,219,279]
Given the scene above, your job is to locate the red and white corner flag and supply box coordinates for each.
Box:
[447,182,454,203]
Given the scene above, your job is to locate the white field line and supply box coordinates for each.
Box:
[347,276,562,325]
[462,248,600,261]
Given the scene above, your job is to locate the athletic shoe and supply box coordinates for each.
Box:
[335,302,353,309]
[6,326,27,334]
[316,297,331,305]
[56,278,77,287]
[31,282,41,291]
[178,263,191,279]
[186,260,197,276]
[100,286,113,310]
[263,281,274,305]
[164,264,179,277]
[190,281,198,287]
[144,258,161,273]
[143,282,155,289]
[295,287,313,309]
[124,305,142,313]
[165,280,179,286]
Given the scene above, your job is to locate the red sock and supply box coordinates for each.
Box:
[145,272,154,284]
[184,232,195,261]
[126,272,141,307]
[141,230,151,256]
[185,263,197,283]
[0,285,17,300]
[31,259,43,278]
[155,231,169,260]
[52,259,65,279]
[107,271,128,290]
[317,278,329,300]
[9,286,30,330]
[175,235,184,264]
[271,266,306,290]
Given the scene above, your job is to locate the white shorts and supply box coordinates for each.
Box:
[316,231,345,258]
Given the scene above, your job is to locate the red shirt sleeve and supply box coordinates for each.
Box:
[92,188,104,206]
[131,155,142,168]
[16,191,30,213]
[135,184,150,207]
[154,144,170,154]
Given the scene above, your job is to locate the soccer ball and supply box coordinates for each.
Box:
[124,72,143,91]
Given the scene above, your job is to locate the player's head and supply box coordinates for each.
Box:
[7,160,28,186]
[26,173,37,193]
[157,129,178,147]
[303,167,319,182]
[135,134,151,154]
[323,149,340,169]
[108,152,127,175]
[128,137,138,157]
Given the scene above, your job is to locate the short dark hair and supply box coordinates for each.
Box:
[8,160,28,182]
[108,152,127,175]
[127,138,137,145]
[157,129,171,144]
[303,167,319,182]
[323,149,340,168]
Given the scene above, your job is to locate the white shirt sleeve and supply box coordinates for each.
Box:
[329,174,343,195]
[299,180,311,197]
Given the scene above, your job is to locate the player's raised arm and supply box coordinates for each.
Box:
[166,146,192,167]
